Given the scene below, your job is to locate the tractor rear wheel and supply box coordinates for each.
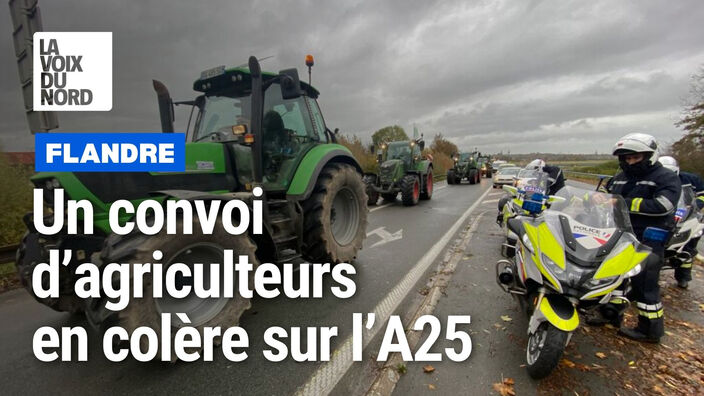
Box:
[420,170,433,200]
[363,175,379,206]
[469,170,476,185]
[401,174,420,206]
[447,170,455,185]
[106,217,257,360]
[302,163,367,263]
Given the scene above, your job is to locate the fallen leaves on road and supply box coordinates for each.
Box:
[492,377,516,396]
[427,384,436,390]
[501,315,512,322]
[423,365,435,374]
[595,352,607,359]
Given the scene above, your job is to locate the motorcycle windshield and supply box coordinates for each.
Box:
[516,170,549,198]
[675,186,696,223]
[545,186,634,264]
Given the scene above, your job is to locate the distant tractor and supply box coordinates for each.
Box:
[364,137,433,206]
[447,151,481,185]
[478,155,493,178]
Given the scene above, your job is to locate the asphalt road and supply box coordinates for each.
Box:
[0,178,493,395]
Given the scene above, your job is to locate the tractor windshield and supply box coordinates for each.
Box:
[194,84,325,191]
[386,142,411,162]
[459,153,472,162]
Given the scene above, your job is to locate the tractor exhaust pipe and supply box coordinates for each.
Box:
[249,56,264,184]
[153,80,174,133]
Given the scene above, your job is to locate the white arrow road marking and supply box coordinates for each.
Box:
[295,186,493,396]
[366,226,403,248]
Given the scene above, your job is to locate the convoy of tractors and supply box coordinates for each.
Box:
[14,55,493,360]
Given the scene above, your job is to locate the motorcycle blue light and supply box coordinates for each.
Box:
[522,199,543,214]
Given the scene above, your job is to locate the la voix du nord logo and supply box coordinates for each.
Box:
[33,32,112,111]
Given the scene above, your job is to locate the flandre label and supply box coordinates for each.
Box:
[33,32,112,111]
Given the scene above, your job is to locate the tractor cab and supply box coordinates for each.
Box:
[154,59,336,195]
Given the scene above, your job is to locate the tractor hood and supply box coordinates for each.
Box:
[380,159,403,184]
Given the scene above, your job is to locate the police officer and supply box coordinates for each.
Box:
[658,156,704,288]
[596,133,681,343]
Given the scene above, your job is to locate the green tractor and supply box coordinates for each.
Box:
[447,151,481,185]
[16,56,368,341]
[478,154,493,178]
[363,137,433,206]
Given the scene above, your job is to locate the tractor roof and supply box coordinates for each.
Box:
[193,66,320,98]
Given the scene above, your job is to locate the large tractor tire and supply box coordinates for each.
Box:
[469,170,476,185]
[382,193,398,202]
[447,170,455,185]
[420,170,433,200]
[401,174,420,206]
[105,217,257,360]
[363,174,379,206]
[302,163,368,263]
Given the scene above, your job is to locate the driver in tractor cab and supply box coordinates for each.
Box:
[658,155,704,288]
[262,110,295,176]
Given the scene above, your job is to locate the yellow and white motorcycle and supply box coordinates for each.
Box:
[496,186,653,379]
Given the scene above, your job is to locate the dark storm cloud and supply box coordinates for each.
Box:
[1,0,703,153]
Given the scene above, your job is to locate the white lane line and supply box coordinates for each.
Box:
[294,186,493,396]
[369,203,392,212]
[434,185,447,191]
[482,198,500,204]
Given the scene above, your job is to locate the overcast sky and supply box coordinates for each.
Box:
[1,0,703,153]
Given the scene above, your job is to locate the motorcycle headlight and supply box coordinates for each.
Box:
[587,276,618,287]
[624,263,643,278]
[541,253,564,275]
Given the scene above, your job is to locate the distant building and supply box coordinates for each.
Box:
[1,152,34,166]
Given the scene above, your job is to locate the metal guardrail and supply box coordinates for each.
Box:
[563,170,612,180]
[0,244,18,264]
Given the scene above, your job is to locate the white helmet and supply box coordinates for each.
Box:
[612,133,659,164]
[658,156,679,174]
[526,159,545,171]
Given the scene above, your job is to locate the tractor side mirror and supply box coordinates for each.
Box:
[369,144,376,154]
[377,153,383,163]
[419,140,425,151]
[279,68,302,100]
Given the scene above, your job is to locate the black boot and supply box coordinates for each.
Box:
[618,316,662,343]
[618,327,660,343]
[677,279,689,289]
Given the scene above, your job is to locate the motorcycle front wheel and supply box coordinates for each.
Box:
[526,322,569,379]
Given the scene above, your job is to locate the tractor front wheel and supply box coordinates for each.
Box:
[302,163,368,263]
[363,175,379,206]
[105,218,257,360]
[447,170,455,185]
[401,174,420,206]
[420,170,433,200]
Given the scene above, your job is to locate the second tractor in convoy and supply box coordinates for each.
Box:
[447,151,481,185]
[364,137,434,206]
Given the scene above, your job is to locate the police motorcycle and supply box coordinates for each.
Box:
[496,186,653,379]
[498,170,550,257]
[664,186,704,268]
